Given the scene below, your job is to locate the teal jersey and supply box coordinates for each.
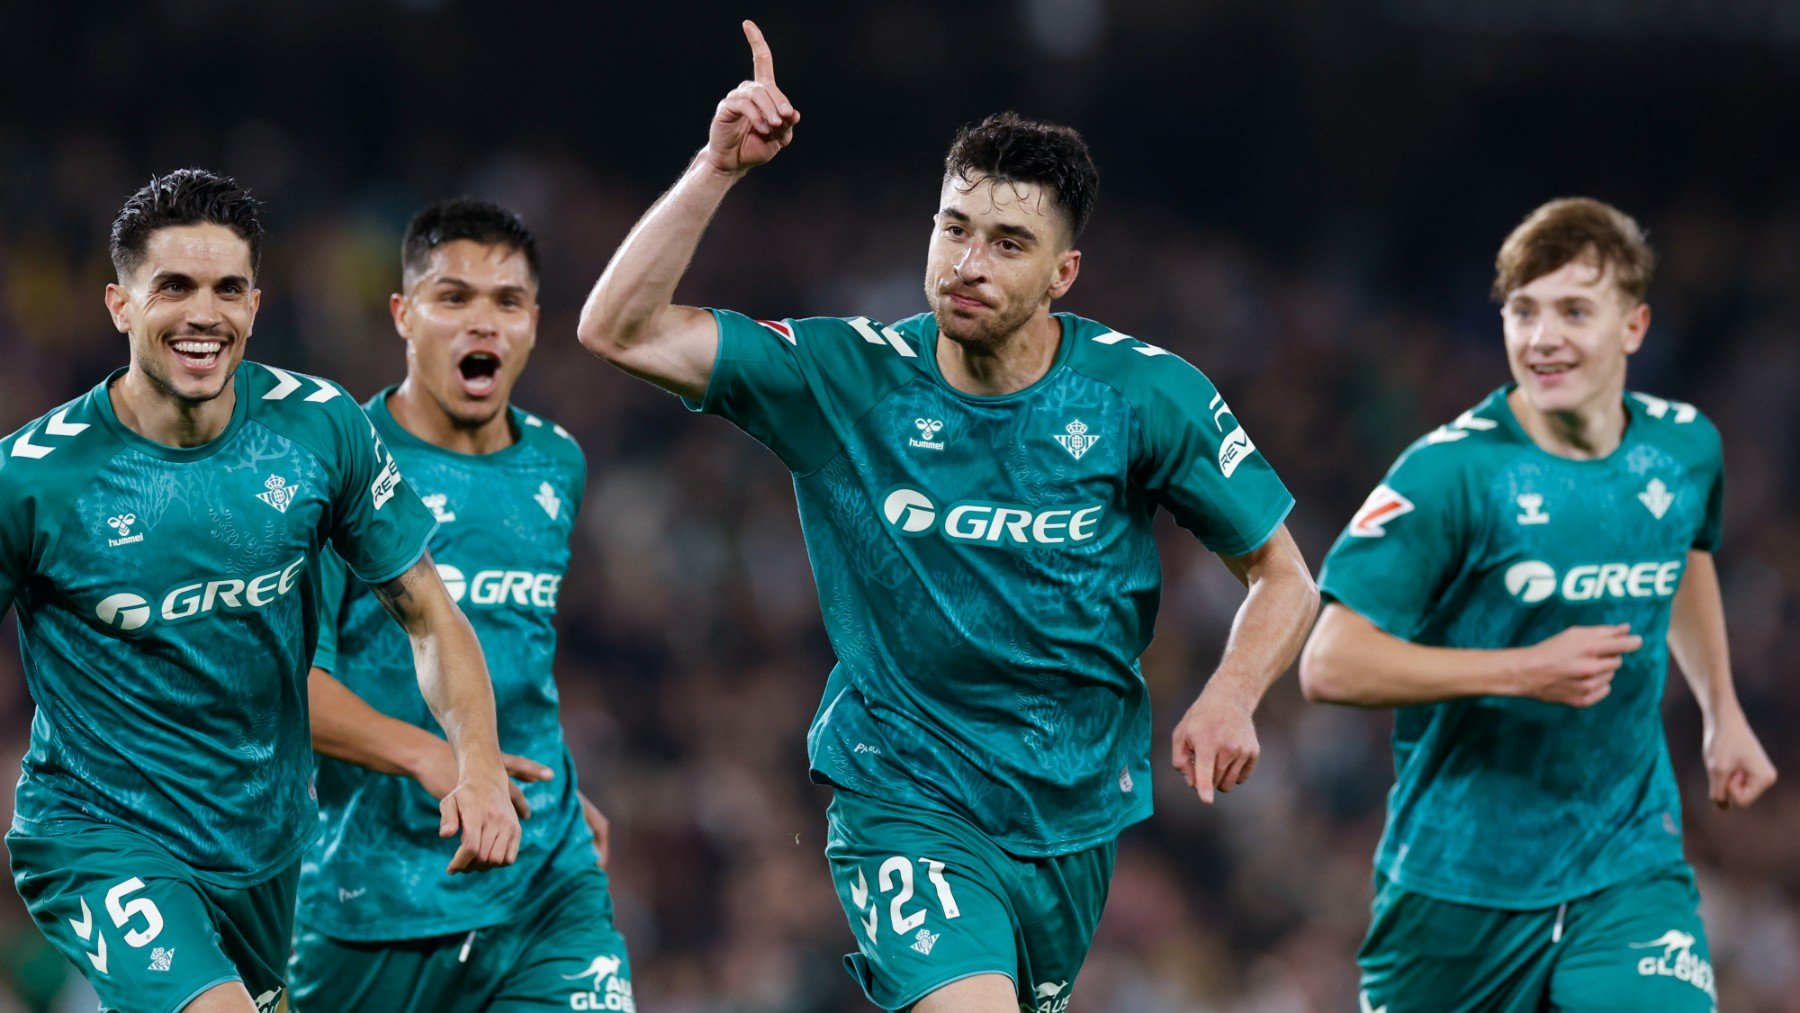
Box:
[0,362,435,886]
[690,310,1294,856]
[1318,387,1724,908]
[300,391,593,941]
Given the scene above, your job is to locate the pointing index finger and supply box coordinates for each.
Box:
[743,20,776,84]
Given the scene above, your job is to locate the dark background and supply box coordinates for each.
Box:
[1,1,1797,1009]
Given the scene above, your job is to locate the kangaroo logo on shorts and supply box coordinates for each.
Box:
[1629,930,1716,1000]
[1031,980,1072,1013]
[564,953,635,1011]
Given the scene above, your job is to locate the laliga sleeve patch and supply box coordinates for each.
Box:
[1349,484,1415,538]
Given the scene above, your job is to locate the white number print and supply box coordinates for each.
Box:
[875,856,962,936]
[105,878,165,948]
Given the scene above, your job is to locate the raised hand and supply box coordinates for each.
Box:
[1514,624,1642,708]
[703,20,801,175]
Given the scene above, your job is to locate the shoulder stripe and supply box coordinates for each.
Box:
[848,317,917,358]
[756,319,797,345]
[1632,393,1698,424]
[262,365,339,403]
[10,409,89,460]
[1092,330,1169,357]
[1424,409,1499,444]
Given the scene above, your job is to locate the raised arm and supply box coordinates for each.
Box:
[1169,526,1319,803]
[576,20,800,400]
[1300,603,1643,709]
[1667,549,1776,809]
[368,552,521,873]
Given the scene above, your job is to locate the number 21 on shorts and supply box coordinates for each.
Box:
[849,856,960,948]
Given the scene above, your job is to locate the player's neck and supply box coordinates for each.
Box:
[1506,387,1627,460]
[109,366,237,448]
[387,379,516,455]
[936,312,1061,396]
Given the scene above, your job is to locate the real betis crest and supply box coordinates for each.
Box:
[257,474,299,514]
[1055,419,1099,460]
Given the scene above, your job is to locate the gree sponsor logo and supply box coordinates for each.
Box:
[1504,559,1683,604]
[94,556,308,635]
[436,564,562,609]
[879,487,1102,547]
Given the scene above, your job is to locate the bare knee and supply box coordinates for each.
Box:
[912,972,1017,1013]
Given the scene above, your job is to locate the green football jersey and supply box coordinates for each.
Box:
[300,392,594,941]
[0,362,435,886]
[689,309,1294,857]
[1318,386,1723,908]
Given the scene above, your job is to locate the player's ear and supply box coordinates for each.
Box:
[246,286,261,337]
[390,292,411,341]
[1622,300,1650,355]
[104,282,131,334]
[1048,248,1081,300]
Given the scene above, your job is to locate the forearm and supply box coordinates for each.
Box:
[1668,551,1740,724]
[1207,567,1318,706]
[1300,604,1525,707]
[408,613,504,778]
[308,667,445,778]
[577,156,739,355]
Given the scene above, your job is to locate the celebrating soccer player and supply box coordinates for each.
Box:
[0,170,520,1013]
[288,200,634,1012]
[576,22,1318,1012]
[1301,198,1777,1011]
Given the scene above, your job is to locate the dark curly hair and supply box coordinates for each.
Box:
[944,112,1099,244]
[110,168,263,281]
[402,198,540,287]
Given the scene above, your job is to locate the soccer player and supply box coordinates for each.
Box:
[576,22,1318,1012]
[287,199,633,1012]
[1301,198,1778,1012]
[0,170,521,1013]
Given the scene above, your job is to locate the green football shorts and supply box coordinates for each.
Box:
[8,820,298,1013]
[289,864,632,1012]
[1358,862,1716,1012]
[824,789,1114,1013]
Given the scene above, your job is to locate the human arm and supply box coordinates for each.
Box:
[1170,526,1319,803]
[1299,603,1644,708]
[367,554,522,872]
[576,20,800,399]
[578,792,612,867]
[308,666,551,816]
[1667,549,1776,809]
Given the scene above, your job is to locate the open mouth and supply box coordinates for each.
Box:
[1529,363,1575,379]
[170,337,227,372]
[457,351,501,397]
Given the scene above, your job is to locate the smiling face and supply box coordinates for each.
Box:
[393,239,538,429]
[1500,251,1649,417]
[104,223,259,405]
[924,172,1080,353]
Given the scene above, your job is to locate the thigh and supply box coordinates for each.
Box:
[1550,864,1715,1013]
[487,866,635,1012]
[1011,840,1114,1013]
[825,792,1020,1012]
[288,922,468,1013]
[9,825,241,1013]
[1357,876,1555,1013]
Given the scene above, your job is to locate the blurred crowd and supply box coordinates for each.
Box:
[3,2,1800,1010]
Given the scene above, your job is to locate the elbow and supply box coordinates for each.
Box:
[1298,631,1352,705]
[575,306,626,362]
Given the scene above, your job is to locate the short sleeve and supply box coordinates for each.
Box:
[310,549,351,674]
[1134,364,1294,556]
[1318,445,1470,641]
[1693,424,1724,553]
[684,309,837,472]
[325,399,436,584]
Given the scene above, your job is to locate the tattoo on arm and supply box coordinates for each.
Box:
[372,569,419,625]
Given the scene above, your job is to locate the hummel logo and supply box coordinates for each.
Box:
[1516,493,1550,525]
[1055,419,1099,460]
[1639,479,1673,520]
[535,482,562,520]
[257,475,298,514]
[421,493,457,524]
[106,513,144,547]
[909,417,946,451]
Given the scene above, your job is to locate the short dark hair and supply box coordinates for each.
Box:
[944,112,1099,243]
[1493,198,1654,303]
[110,168,264,281]
[402,198,540,286]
